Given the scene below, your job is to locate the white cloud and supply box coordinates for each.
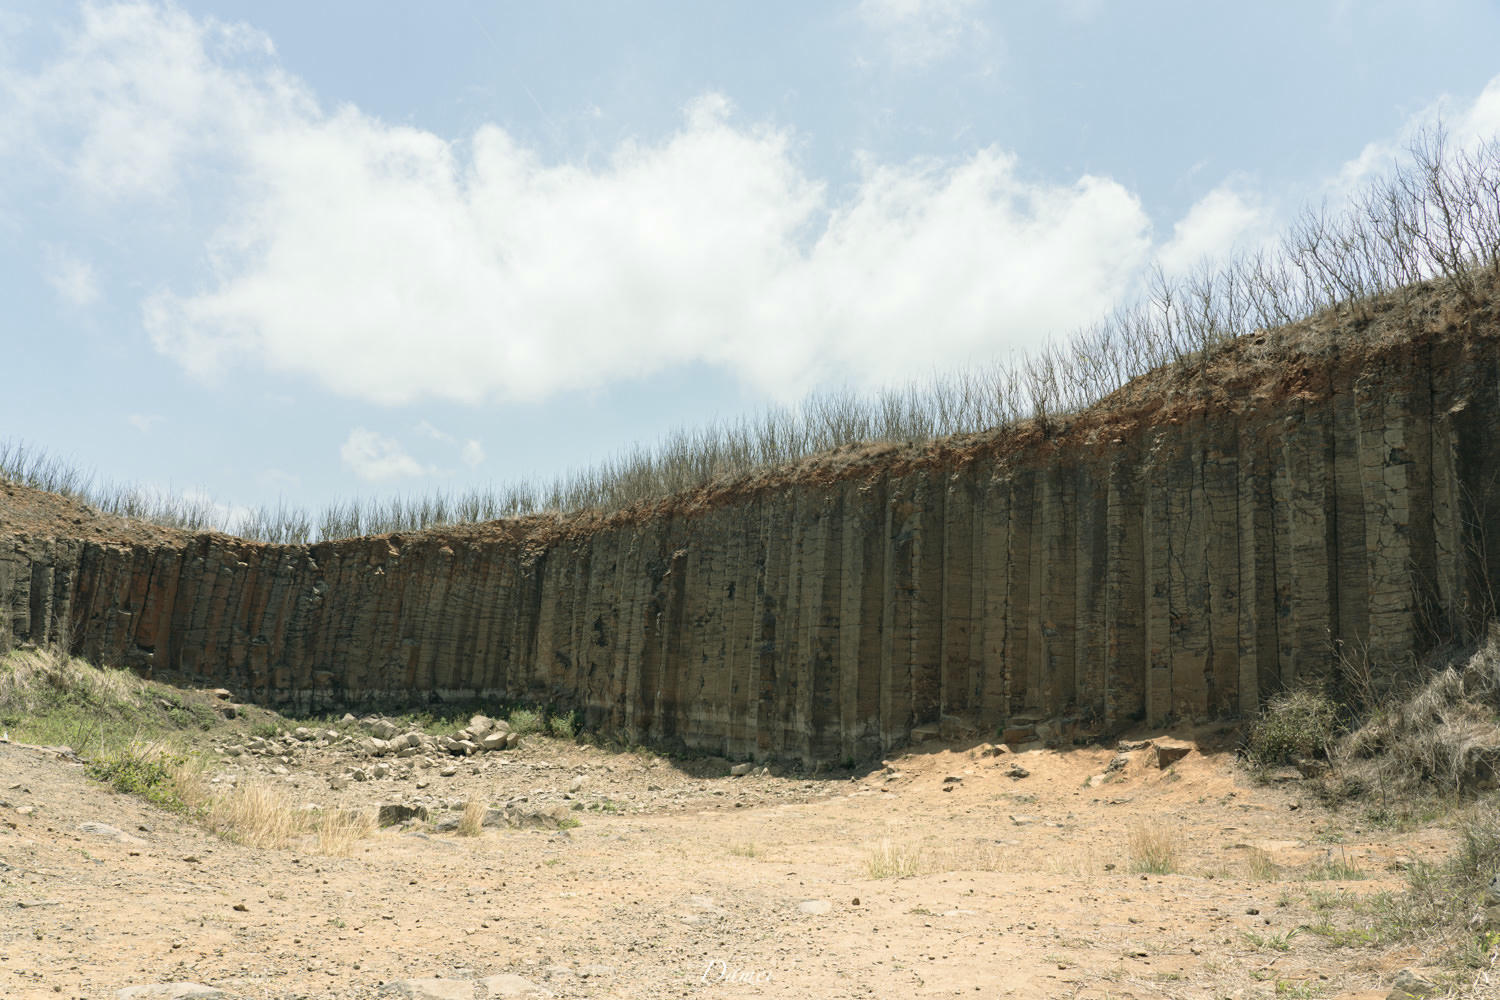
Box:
[126,412,162,433]
[62,7,1143,408]
[1157,186,1271,276]
[0,2,295,200]
[460,440,484,468]
[856,0,984,69]
[339,428,428,482]
[43,245,100,306]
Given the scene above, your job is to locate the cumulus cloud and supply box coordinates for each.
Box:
[0,2,295,199]
[43,244,100,306]
[855,0,984,69]
[4,4,1151,406]
[339,428,429,482]
[1157,186,1272,276]
[36,3,1435,411]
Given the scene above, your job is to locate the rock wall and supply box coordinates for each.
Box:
[4,327,1500,764]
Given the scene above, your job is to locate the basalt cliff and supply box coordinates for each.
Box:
[6,295,1500,764]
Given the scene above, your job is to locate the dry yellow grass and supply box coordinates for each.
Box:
[864,837,1010,879]
[315,808,375,856]
[457,799,486,837]
[206,779,376,855]
[1128,824,1178,874]
[207,780,309,849]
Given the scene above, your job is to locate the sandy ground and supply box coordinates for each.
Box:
[0,724,1472,1000]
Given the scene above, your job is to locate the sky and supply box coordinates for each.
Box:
[4,0,1500,521]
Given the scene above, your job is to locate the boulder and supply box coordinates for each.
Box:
[1153,739,1194,769]
[377,803,428,827]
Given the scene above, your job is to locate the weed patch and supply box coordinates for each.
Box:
[1128,824,1178,875]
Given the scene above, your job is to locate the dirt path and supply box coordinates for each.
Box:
[0,727,1461,999]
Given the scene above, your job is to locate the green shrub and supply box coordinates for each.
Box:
[506,708,541,735]
[546,712,577,740]
[1247,689,1339,766]
[87,745,188,811]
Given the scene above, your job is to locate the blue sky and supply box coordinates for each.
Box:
[4,0,1500,522]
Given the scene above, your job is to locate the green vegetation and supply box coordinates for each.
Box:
[1241,928,1299,953]
[0,645,209,754]
[546,710,577,740]
[506,708,542,735]
[0,646,373,854]
[1245,688,1340,767]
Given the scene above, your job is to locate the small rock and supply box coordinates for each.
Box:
[116,984,226,999]
[569,774,586,792]
[1117,739,1151,752]
[291,727,316,741]
[478,973,554,997]
[78,822,147,845]
[976,743,1007,757]
[942,775,963,784]
[377,978,473,1000]
[797,899,832,915]
[1009,814,1041,825]
[1388,969,1438,999]
[439,765,458,778]
[480,732,509,751]
[329,776,349,791]
[729,763,754,777]
[1005,764,1031,780]
[208,688,233,701]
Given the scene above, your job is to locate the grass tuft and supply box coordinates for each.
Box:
[1128,824,1178,875]
[457,799,485,837]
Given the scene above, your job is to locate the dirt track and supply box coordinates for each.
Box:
[0,723,1466,1000]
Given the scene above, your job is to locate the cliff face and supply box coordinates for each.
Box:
[5,322,1499,764]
